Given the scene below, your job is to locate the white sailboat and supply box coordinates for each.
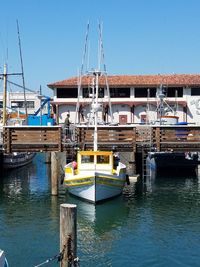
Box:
[64,24,127,203]
[1,62,35,170]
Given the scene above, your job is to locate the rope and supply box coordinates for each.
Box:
[34,236,80,267]
[34,253,61,267]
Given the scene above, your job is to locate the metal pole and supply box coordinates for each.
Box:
[3,64,7,126]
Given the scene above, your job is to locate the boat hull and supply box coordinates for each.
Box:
[147,152,198,176]
[3,152,36,169]
[65,172,126,203]
[0,250,8,267]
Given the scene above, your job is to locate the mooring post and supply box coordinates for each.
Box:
[60,204,77,267]
[45,152,51,164]
[51,152,59,195]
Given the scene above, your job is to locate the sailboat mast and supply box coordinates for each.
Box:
[98,21,113,123]
[75,22,90,124]
[17,20,28,118]
[2,64,7,126]
[93,71,99,151]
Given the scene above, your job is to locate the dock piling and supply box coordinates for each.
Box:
[51,152,59,195]
[60,204,77,267]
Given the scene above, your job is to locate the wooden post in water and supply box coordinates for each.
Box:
[51,152,59,195]
[60,204,77,267]
[45,152,51,164]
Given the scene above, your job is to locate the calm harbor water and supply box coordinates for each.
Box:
[1,153,200,266]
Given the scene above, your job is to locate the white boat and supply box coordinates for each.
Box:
[0,250,9,267]
[64,24,127,203]
[64,150,126,203]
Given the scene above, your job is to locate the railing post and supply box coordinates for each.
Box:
[155,127,161,152]
[3,127,11,154]
[58,127,62,152]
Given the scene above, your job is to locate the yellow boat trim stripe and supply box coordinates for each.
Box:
[65,181,93,187]
[97,181,123,188]
[65,180,124,188]
[65,181,122,188]
[64,176,94,182]
[97,176,124,183]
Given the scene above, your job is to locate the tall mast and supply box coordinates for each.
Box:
[17,20,28,118]
[93,71,99,151]
[98,21,113,123]
[2,64,7,126]
[75,22,90,124]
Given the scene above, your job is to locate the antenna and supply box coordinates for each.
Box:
[16,19,28,118]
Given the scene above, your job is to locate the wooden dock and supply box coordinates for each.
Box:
[2,124,200,153]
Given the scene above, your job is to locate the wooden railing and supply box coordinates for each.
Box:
[151,126,200,152]
[3,125,200,153]
[3,126,62,153]
[77,126,136,148]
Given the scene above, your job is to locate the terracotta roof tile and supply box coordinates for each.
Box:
[48,74,200,88]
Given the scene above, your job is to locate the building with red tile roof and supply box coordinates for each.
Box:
[48,74,200,88]
[48,74,200,125]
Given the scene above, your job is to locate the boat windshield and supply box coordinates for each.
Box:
[81,155,94,163]
[80,154,110,164]
[97,155,110,164]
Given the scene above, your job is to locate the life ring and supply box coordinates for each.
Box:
[195,99,200,109]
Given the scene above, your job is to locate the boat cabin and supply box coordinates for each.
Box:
[77,151,114,174]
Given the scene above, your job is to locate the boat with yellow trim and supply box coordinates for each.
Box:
[64,24,127,203]
[64,150,126,203]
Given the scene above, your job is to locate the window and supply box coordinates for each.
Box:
[135,88,156,98]
[82,88,89,98]
[0,101,3,108]
[191,87,200,96]
[27,101,35,108]
[110,88,130,98]
[81,155,94,163]
[57,88,78,98]
[11,101,35,108]
[165,87,183,97]
[135,87,183,97]
[97,155,109,164]
[82,87,104,98]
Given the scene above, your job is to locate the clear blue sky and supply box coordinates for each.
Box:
[0,0,200,95]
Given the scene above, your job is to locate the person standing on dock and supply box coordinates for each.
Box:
[64,113,71,139]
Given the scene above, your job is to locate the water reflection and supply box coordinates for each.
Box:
[65,196,131,266]
[1,154,200,267]
[0,153,50,200]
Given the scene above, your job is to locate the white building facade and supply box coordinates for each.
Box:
[0,92,48,115]
[48,74,200,125]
